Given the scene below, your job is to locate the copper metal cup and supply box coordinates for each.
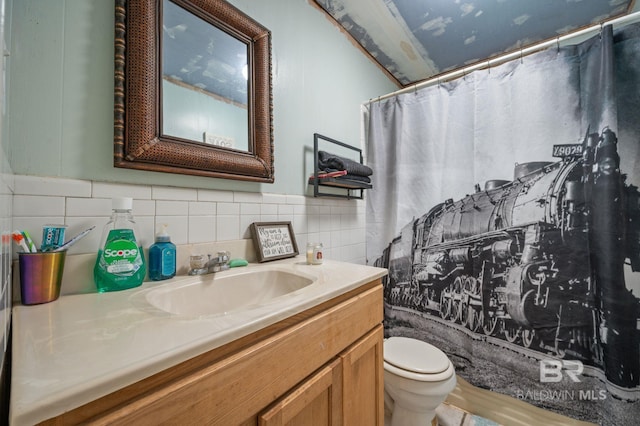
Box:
[18,251,66,305]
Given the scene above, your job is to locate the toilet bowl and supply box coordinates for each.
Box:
[383,336,456,426]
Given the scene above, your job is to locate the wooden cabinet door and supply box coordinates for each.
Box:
[340,324,384,426]
[259,359,343,426]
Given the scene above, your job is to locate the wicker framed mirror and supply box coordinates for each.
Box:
[114,0,274,182]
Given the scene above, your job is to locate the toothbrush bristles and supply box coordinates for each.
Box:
[12,231,34,253]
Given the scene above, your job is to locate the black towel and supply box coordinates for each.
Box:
[336,174,371,184]
[318,151,373,177]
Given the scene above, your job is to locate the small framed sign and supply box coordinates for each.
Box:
[250,221,299,262]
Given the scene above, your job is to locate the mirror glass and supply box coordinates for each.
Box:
[162,0,249,151]
[114,0,274,182]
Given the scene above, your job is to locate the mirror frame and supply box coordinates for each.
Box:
[114,0,274,182]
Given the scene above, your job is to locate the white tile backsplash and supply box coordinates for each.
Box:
[155,216,189,245]
[285,194,306,205]
[292,214,308,235]
[242,213,262,234]
[278,204,294,215]
[197,188,234,202]
[260,203,278,215]
[240,202,261,215]
[136,216,157,248]
[10,175,367,265]
[156,200,189,216]
[189,201,216,216]
[152,186,198,201]
[308,214,320,233]
[91,182,152,200]
[65,197,111,217]
[14,175,91,197]
[217,215,241,241]
[262,193,287,204]
[217,202,240,216]
[233,191,262,203]
[188,215,216,243]
[132,199,156,216]
[13,195,66,217]
[65,217,106,254]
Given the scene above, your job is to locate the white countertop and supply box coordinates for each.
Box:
[10,257,387,425]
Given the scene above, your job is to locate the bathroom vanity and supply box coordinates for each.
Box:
[10,258,387,425]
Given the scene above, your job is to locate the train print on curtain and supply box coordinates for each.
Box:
[365,23,640,425]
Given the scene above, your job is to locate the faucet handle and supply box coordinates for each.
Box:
[207,251,231,272]
[188,254,208,275]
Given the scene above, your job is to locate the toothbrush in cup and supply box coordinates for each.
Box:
[21,230,37,253]
[49,226,96,252]
[12,231,34,253]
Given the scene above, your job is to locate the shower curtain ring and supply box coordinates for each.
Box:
[520,48,523,64]
[487,60,491,73]
[556,37,560,54]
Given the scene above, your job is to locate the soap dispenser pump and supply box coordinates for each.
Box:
[149,224,177,281]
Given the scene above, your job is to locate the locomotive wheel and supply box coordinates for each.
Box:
[502,319,520,343]
[467,307,481,333]
[483,312,497,336]
[522,329,536,348]
[460,299,469,326]
[450,277,464,323]
[439,289,452,320]
[463,277,482,332]
[460,277,470,327]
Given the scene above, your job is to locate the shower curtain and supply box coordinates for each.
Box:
[366,23,640,425]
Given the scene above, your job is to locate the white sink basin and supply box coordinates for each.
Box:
[143,267,316,317]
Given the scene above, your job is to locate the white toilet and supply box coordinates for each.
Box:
[383,336,457,426]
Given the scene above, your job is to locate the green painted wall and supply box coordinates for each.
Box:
[7,0,396,195]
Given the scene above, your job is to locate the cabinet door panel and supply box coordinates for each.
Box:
[259,359,342,426]
[341,325,384,426]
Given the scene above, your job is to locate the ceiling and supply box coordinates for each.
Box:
[313,0,636,87]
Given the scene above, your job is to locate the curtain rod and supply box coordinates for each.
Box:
[366,10,640,105]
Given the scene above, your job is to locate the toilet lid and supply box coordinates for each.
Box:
[384,337,450,374]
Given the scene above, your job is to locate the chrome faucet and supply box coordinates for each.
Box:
[188,251,231,275]
[207,251,230,273]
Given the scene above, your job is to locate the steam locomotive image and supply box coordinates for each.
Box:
[375,127,640,388]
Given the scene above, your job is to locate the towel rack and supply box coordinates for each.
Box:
[309,133,372,199]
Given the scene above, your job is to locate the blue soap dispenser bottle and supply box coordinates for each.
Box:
[149,224,176,281]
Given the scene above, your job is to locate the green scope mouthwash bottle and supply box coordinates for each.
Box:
[94,197,146,292]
